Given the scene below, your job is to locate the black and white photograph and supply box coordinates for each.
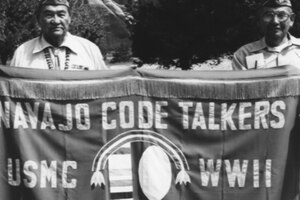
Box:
[1,0,300,200]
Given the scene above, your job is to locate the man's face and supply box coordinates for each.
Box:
[38,5,71,39]
[258,6,294,43]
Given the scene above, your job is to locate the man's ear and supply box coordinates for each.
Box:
[290,13,295,27]
[67,10,71,23]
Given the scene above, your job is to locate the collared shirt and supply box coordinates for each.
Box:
[10,33,108,70]
[232,34,300,70]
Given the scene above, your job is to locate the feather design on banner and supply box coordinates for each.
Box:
[91,130,191,188]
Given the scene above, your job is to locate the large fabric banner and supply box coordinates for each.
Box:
[0,65,300,200]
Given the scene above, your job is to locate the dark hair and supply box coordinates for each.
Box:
[35,4,71,20]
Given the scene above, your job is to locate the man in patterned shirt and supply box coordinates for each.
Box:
[10,0,108,70]
[232,0,300,70]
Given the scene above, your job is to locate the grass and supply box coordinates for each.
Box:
[108,55,233,70]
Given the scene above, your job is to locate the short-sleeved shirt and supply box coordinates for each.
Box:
[10,32,108,70]
[232,34,300,70]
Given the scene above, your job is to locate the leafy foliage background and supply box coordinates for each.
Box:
[132,0,300,69]
[1,0,300,69]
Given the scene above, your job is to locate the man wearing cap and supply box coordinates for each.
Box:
[10,0,108,70]
[232,0,300,70]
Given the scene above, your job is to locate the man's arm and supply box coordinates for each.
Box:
[93,46,108,70]
[9,46,22,67]
[232,46,249,70]
[232,49,248,70]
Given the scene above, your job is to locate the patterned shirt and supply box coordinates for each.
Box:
[232,34,300,70]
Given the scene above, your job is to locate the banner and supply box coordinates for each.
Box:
[0,65,300,200]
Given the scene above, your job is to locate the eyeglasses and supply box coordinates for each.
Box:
[262,11,293,22]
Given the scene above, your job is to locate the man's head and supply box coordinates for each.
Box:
[36,0,71,46]
[258,0,295,47]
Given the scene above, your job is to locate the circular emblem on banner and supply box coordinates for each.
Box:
[139,146,172,200]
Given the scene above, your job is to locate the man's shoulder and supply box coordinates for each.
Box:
[290,35,300,46]
[15,37,40,52]
[235,40,263,55]
[68,34,99,49]
[232,39,264,70]
[10,36,41,67]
